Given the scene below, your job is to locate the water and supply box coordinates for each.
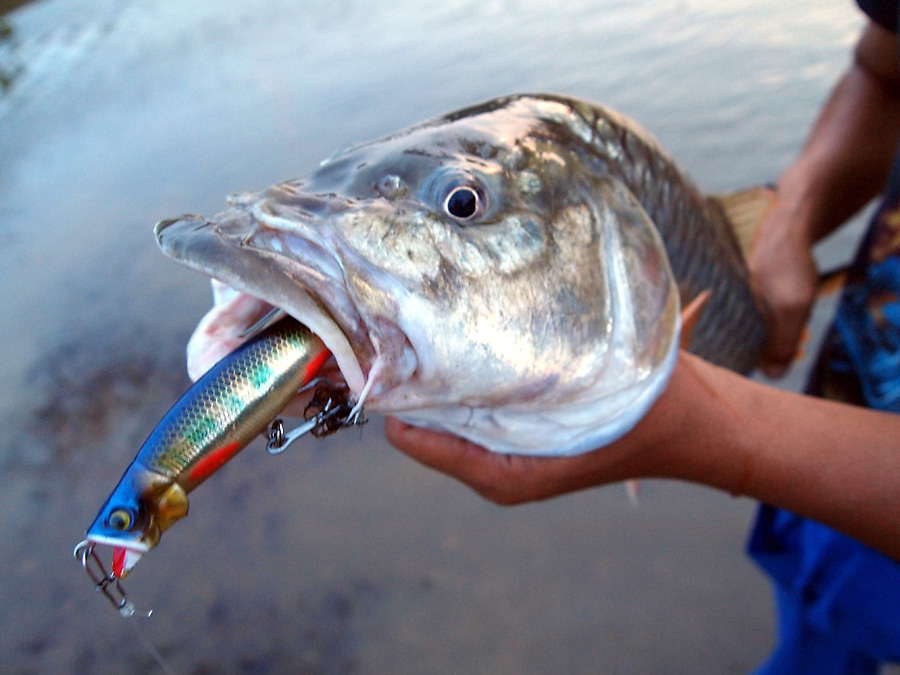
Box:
[0,0,868,672]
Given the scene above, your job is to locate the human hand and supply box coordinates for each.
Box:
[384,416,649,504]
[384,354,710,504]
[748,198,820,378]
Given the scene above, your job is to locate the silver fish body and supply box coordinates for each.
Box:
[156,94,765,456]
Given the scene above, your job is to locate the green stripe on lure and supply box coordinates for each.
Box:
[75,315,348,613]
[155,93,768,458]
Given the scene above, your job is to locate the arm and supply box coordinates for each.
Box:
[387,20,900,562]
[750,20,900,376]
[387,351,900,561]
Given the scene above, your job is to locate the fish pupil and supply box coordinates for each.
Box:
[445,187,479,220]
[108,508,133,531]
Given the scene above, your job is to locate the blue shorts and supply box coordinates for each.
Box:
[748,506,900,674]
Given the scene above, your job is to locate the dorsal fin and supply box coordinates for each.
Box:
[708,185,850,298]
[707,186,777,259]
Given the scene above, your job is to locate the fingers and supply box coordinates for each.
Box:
[384,417,522,503]
[383,417,627,505]
[384,417,488,478]
[758,294,813,378]
[748,219,819,378]
[755,266,817,377]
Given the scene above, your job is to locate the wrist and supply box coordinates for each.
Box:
[768,163,821,248]
[634,353,758,496]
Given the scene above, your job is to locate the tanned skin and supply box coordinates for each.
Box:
[386,20,900,563]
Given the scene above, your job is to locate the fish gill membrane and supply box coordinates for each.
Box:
[155,93,767,458]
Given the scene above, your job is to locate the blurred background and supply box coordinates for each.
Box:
[0,0,876,672]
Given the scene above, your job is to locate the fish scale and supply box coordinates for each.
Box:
[80,93,771,611]
[548,97,765,372]
[154,93,767,457]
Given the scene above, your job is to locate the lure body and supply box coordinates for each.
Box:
[83,316,330,576]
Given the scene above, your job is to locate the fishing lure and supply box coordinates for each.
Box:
[75,315,361,615]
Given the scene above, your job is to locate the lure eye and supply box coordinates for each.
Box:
[107,508,135,532]
[443,185,483,221]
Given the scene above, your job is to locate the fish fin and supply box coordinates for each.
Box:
[680,290,711,350]
[625,480,640,507]
[708,186,777,259]
[112,546,143,579]
[710,186,851,297]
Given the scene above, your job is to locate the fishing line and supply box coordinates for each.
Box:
[126,619,180,675]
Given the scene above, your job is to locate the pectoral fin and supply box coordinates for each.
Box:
[680,290,711,350]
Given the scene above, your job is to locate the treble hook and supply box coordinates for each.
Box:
[265,404,355,454]
[74,540,152,618]
[264,380,365,455]
[265,415,322,454]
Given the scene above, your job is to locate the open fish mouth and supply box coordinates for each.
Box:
[154,210,386,403]
[151,94,764,457]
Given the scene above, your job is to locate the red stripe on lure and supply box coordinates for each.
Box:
[186,441,242,484]
[81,316,333,594]
[304,348,332,387]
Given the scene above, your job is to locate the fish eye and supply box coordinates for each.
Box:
[443,185,483,221]
[107,508,135,532]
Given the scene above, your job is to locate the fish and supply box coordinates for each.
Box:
[80,315,332,582]
[155,93,767,457]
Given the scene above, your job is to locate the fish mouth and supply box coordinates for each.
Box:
[155,209,373,397]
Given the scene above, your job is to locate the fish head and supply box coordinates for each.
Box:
[157,94,680,455]
[85,466,188,577]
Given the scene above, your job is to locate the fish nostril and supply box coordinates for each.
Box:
[376,174,408,200]
[295,194,331,215]
[271,185,339,216]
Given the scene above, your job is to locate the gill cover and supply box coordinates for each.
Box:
[395,175,680,455]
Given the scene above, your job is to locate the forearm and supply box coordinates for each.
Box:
[656,353,900,560]
[387,351,900,560]
[774,21,900,244]
[748,20,900,375]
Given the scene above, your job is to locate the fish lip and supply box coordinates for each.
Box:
[155,213,373,395]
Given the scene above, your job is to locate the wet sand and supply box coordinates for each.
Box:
[0,1,870,672]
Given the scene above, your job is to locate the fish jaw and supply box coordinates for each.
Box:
[156,201,426,408]
[155,212,373,398]
[394,342,679,455]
